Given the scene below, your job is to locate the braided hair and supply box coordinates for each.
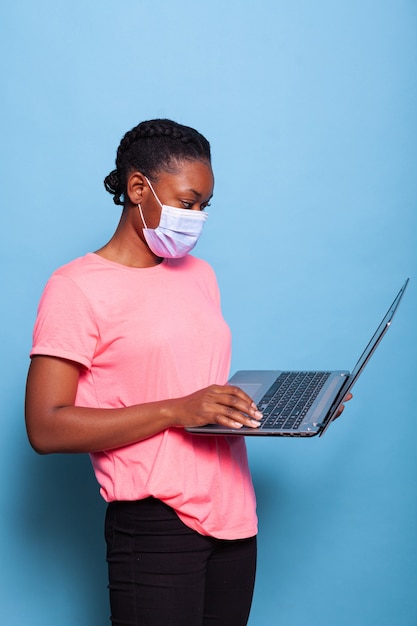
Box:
[103,119,211,206]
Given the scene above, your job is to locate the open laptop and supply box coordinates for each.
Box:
[186,279,409,438]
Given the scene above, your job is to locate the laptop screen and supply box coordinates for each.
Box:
[348,279,409,388]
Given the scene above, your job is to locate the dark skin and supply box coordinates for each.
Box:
[26,160,263,455]
[25,158,351,454]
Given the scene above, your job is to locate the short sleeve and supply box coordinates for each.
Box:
[30,274,99,369]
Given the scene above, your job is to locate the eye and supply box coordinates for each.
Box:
[180,200,212,211]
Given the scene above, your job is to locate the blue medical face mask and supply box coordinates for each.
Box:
[138,177,208,259]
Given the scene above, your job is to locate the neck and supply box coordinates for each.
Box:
[95,206,162,268]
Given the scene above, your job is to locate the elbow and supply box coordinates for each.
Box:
[26,426,55,455]
[25,414,60,455]
[30,444,50,456]
[25,414,81,455]
[30,441,53,456]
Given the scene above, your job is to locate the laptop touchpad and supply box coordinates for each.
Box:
[234,383,263,398]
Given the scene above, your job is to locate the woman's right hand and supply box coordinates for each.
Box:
[25,355,262,455]
[169,384,263,430]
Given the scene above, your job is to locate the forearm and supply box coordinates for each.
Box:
[26,400,179,455]
[25,357,262,455]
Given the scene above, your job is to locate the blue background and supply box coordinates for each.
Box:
[1,1,416,624]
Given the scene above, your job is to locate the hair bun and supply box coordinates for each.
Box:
[104,169,119,193]
[103,169,123,205]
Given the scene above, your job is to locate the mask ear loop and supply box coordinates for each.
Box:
[145,176,163,208]
[138,204,148,229]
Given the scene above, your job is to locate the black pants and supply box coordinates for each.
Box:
[105,498,257,626]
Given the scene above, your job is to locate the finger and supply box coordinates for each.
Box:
[222,389,263,422]
[222,385,263,418]
[334,404,345,419]
[214,397,262,429]
[192,384,262,429]
[217,408,262,429]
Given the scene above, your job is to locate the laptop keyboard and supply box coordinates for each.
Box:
[257,371,331,430]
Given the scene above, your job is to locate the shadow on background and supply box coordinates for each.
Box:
[15,438,108,625]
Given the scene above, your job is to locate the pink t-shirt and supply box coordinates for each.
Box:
[31,253,257,539]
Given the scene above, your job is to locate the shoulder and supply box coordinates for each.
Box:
[52,253,100,281]
[48,253,126,297]
[37,253,107,313]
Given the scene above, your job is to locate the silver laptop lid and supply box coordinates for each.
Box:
[319,278,410,436]
[345,278,408,390]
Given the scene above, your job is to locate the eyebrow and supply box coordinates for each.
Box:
[186,188,213,201]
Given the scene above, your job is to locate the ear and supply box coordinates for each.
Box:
[126,171,147,206]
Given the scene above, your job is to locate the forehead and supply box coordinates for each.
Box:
[156,160,214,196]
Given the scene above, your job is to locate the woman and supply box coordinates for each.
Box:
[25,119,264,626]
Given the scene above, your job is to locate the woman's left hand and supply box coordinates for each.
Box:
[333,393,353,419]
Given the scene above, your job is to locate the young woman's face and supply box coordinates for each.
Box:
[142,159,214,228]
